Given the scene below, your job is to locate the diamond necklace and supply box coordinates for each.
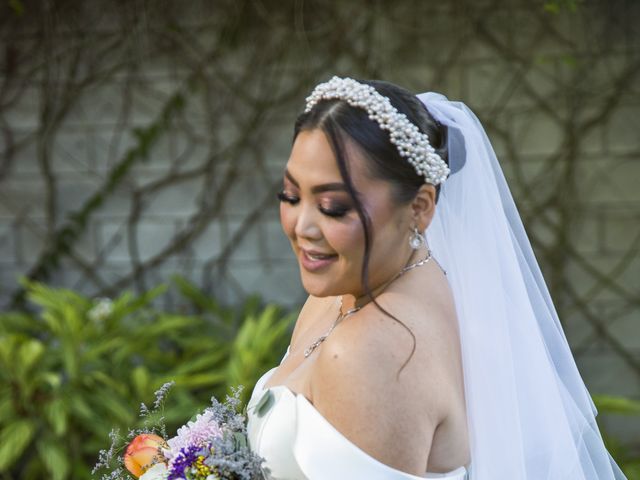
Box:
[303,248,433,358]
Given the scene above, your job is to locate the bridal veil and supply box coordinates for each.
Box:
[418,92,626,479]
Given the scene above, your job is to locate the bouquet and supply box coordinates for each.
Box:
[93,382,265,480]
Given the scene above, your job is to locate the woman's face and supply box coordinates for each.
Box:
[279,128,413,298]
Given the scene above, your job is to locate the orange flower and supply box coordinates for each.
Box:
[123,433,168,478]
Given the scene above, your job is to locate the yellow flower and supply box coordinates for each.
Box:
[195,454,212,477]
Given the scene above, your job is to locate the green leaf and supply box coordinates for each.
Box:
[25,281,86,315]
[92,393,134,425]
[36,371,62,390]
[131,365,150,398]
[233,431,247,448]
[109,291,134,319]
[44,398,68,436]
[622,461,640,479]
[593,394,640,415]
[133,314,200,337]
[87,371,127,395]
[0,312,38,334]
[172,275,222,314]
[170,349,227,376]
[62,304,83,338]
[37,436,70,480]
[118,284,168,317]
[543,0,579,14]
[69,396,94,423]
[17,339,45,376]
[162,372,227,389]
[62,338,78,381]
[0,396,15,425]
[0,335,18,370]
[82,337,125,362]
[0,419,35,470]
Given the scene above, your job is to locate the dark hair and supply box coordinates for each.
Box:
[293,79,449,379]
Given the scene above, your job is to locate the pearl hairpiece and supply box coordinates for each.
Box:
[304,76,450,186]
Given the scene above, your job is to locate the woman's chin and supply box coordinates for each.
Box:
[300,277,331,297]
[299,273,341,298]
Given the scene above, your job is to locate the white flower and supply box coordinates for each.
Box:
[139,463,168,480]
[88,297,114,322]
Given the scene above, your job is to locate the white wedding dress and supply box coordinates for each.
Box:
[247,346,469,480]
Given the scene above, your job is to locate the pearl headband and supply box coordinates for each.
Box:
[304,76,450,186]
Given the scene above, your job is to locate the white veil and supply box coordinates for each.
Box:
[417,93,627,479]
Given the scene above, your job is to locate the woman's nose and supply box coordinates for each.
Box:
[294,204,322,241]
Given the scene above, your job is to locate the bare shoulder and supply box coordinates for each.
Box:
[309,295,449,474]
[311,292,453,409]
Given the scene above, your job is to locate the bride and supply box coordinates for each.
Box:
[246,76,626,479]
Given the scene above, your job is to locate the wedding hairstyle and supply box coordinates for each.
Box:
[293,79,449,377]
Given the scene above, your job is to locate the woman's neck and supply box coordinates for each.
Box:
[340,245,426,312]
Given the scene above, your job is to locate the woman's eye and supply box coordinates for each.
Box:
[319,204,350,218]
[278,191,350,218]
[277,191,299,205]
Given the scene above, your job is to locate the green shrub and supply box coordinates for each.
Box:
[0,278,294,479]
[593,394,640,479]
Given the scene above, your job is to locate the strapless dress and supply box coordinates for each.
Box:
[246,346,469,479]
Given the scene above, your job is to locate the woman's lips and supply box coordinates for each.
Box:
[299,249,338,272]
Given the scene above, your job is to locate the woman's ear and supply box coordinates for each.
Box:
[410,183,436,231]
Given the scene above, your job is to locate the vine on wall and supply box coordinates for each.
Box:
[0,0,639,432]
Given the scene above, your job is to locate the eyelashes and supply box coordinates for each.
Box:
[277,191,299,205]
[277,191,350,218]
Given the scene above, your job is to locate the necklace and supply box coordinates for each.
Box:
[303,298,360,358]
[303,248,433,358]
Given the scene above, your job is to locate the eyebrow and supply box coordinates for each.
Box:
[284,169,348,194]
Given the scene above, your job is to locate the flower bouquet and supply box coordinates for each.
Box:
[94,382,265,480]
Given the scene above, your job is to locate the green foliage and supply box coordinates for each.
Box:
[543,0,581,14]
[0,278,294,479]
[593,394,640,479]
[594,394,640,415]
[227,303,295,405]
[7,0,24,16]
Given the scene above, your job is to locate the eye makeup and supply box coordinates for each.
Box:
[276,191,299,205]
[277,190,352,218]
[318,201,351,218]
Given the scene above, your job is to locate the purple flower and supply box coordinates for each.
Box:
[164,410,222,462]
[167,444,201,480]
